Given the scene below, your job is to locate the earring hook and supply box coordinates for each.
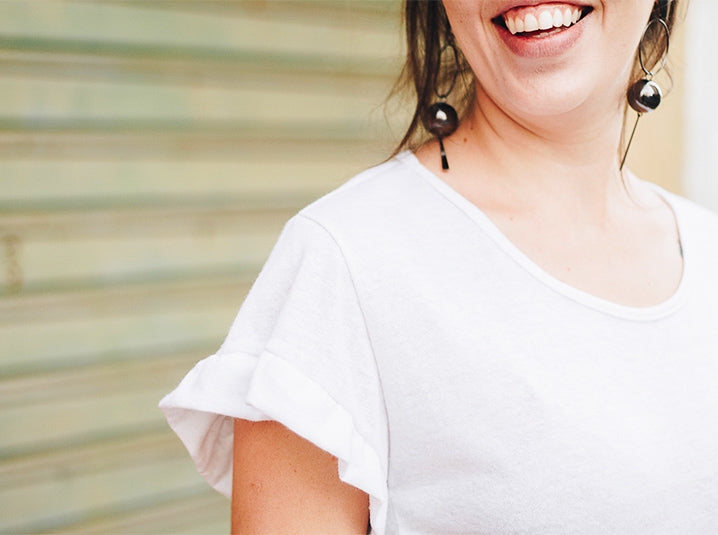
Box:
[435,42,460,100]
[638,17,670,79]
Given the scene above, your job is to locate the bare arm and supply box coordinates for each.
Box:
[231,419,370,534]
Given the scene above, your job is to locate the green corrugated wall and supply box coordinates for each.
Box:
[0,1,404,532]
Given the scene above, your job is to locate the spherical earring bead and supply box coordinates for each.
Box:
[627,79,662,114]
[423,102,459,138]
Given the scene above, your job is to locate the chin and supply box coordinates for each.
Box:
[484,72,602,121]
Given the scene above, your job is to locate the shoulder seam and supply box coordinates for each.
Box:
[295,213,371,323]
[294,214,374,343]
[294,212,389,428]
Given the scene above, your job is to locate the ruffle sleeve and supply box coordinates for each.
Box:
[159,213,389,534]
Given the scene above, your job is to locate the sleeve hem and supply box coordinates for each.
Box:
[159,349,388,534]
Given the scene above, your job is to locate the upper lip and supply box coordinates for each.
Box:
[493,1,591,19]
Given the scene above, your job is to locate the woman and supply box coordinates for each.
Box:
[161,0,718,533]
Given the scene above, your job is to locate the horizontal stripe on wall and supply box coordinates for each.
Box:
[0,1,405,532]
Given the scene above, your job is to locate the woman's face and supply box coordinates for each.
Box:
[443,0,656,121]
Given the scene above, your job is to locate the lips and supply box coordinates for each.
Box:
[492,2,593,58]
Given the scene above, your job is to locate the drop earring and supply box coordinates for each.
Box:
[620,15,670,170]
[422,39,459,171]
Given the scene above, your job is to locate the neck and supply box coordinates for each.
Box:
[446,84,633,222]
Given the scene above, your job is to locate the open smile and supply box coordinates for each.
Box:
[491,1,594,57]
[492,2,593,39]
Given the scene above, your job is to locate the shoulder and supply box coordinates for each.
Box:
[295,151,428,235]
[263,152,425,273]
[655,185,718,234]
[275,151,459,281]
[649,185,718,270]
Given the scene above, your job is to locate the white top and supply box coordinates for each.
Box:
[160,151,718,535]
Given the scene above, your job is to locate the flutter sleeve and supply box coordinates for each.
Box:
[158,213,389,533]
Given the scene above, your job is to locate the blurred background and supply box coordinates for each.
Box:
[0,1,715,533]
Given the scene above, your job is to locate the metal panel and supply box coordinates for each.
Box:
[0,0,403,531]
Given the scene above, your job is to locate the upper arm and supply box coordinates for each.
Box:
[231,418,370,535]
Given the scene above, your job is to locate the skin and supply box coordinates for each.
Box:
[231,1,683,531]
[231,419,369,534]
[416,0,683,307]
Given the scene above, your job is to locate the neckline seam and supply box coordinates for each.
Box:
[398,150,690,323]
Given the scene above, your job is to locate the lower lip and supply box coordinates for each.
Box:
[495,14,588,58]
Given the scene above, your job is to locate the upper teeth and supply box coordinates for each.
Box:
[504,6,582,35]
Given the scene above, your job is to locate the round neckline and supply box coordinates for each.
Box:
[398,150,691,322]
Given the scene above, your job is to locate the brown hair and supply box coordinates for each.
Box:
[389,0,684,156]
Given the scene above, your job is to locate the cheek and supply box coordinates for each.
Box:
[443,0,499,63]
[596,0,656,76]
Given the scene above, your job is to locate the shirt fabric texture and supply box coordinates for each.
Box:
[160,151,718,534]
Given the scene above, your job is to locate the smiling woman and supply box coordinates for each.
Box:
[160,1,718,534]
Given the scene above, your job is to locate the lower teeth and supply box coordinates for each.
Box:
[518,26,568,37]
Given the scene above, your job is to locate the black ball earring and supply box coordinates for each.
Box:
[621,16,670,170]
[627,79,663,114]
[422,41,460,171]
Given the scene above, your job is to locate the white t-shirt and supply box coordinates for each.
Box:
[160,151,718,535]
